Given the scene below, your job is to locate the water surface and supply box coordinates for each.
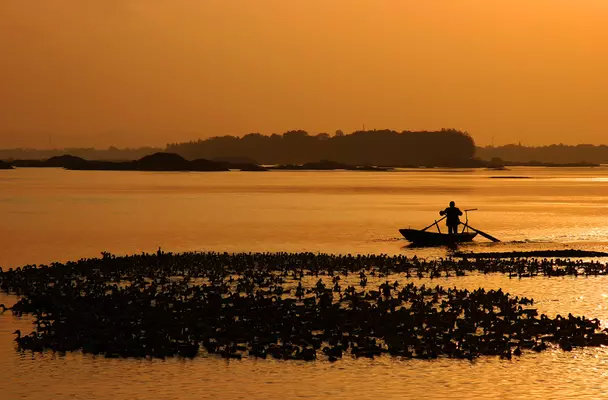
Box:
[2,167,608,267]
[2,167,608,399]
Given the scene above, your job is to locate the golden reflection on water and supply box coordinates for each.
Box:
[2,167,608,267]
[3,167,608,398]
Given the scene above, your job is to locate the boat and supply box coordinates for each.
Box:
[399,228,477,246]
[399,208,498,246]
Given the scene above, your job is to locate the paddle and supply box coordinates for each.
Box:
[421,216,446,232]
[461,222,501,242]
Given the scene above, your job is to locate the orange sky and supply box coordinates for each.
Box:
[1,0,607,148]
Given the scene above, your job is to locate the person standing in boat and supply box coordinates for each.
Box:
[439,201,463,235]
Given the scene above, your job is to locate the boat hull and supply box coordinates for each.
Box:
[399,229,477,246]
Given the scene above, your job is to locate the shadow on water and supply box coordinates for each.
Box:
[400,239,507,255]
[402,242,460,251]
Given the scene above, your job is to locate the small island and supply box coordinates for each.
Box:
[5,153,400,172]
[8,153,269,172]
[0,160,13,169]
[270,160,392,171]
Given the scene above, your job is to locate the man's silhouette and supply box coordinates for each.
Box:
[439,201,463,235]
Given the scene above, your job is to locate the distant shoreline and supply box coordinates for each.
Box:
[3,153,397,172]
[1,152,601,172]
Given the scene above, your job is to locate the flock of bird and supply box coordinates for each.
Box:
[1,251,608,362]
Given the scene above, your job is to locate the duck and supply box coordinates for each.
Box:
[1,250,607,363]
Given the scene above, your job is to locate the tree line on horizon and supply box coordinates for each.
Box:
[166,129,476,167]
[2,131,608,166]
[477,143,608,164]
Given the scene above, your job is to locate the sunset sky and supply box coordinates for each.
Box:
[1,0,607,148]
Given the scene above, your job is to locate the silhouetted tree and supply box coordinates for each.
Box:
[165,129,476,167]
[477,144,608,164]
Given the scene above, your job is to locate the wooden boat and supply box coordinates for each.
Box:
[399,208,500,246]
[399,228,477,246]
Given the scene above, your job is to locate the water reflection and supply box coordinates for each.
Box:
[2,167,608,398]
[3,273,608,399]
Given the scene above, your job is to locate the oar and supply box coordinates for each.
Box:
[461,222,501,242]
[421,216,446,232]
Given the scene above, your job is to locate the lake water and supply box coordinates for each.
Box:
[2,167,608,399]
